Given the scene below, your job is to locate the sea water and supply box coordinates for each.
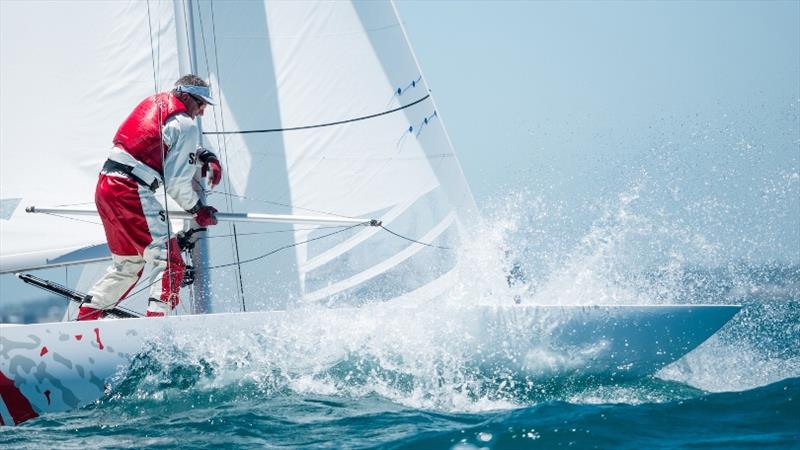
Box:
[2,181,798,449]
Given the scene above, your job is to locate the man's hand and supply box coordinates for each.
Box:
[176,227,207,251]
[182,265,195,287]
[194,205,218,227]
[197,148,223,189]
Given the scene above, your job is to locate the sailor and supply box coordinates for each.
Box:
[77,74,223,320]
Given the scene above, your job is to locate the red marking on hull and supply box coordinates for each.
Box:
[75,334,83,341]
[40,346,48,357]
[44,390,51,405]
[94,327,105,350]
[0,371,38,425]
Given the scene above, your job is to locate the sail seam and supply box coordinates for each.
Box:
[203,94,431,135]
[299,202,411,273]
[299,184,438,273]
[301,212,455,303]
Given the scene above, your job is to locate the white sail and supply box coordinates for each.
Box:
[0,1,184,273]
[187,0,478,310]
[1,0,477,312]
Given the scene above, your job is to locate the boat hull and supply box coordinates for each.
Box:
[0,304,739,425]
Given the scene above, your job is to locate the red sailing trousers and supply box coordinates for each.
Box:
[79,174,184,320]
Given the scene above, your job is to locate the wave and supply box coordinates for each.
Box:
[389,377,800,450]
[23,367,796,449]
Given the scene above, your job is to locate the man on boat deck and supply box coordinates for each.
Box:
[77,74,223,321]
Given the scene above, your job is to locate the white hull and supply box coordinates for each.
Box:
[0,304,738,425]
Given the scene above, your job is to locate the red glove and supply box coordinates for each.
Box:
[198,149,223,188]
[194,205,218,227]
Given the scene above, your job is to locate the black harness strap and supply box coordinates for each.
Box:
[102,160,160,192]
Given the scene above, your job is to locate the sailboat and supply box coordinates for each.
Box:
[0,0,738,426]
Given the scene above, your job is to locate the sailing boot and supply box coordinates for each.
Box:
[146,298,169,317]
[77,295,107,321]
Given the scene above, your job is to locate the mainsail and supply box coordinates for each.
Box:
[0,0,477,313]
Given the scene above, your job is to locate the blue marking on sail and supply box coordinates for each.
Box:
[415,111,438,137]
[0,198,22,220]
[397,110,439,148]
[396,76,422,96]
[386,75,423,107]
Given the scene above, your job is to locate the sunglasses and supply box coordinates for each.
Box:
[189,94,208,107]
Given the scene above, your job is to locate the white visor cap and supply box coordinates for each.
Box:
[175,84,216,105]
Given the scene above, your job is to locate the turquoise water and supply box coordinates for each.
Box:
[2,364,797,448]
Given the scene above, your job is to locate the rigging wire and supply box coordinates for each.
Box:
[197,0,248,311]
[207,222,365,270]
[122,221,365,299]
[197,224,352,240]
[183,0,216,314]
[181,0,198,316]
[378,224,449,250]
[180,0,193,64]
[50,201,96,208]
[39,212,102,226]
[147,0,178,308]
[205,190,359,219]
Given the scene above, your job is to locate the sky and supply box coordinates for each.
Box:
[395,0,800,264]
